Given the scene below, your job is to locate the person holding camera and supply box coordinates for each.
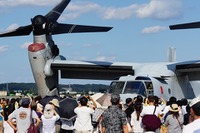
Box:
[74,96,96,133]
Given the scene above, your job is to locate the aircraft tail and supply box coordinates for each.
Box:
[167,47,176,62]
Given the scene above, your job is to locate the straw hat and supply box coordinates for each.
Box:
[43,104,54,119]
[169,104,179,112]
[37,103,43,112]
[49,99,59,108]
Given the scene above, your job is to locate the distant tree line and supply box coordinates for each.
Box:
[0,83,109,95]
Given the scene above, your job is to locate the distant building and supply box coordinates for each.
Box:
[15,93,22,96]
[61,84,78,95]
[63,84,73,93]
[0,91,7,96]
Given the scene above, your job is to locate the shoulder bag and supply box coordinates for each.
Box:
[142,106,161,131]
[27,110,38,133]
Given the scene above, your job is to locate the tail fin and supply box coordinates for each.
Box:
[167,47,176,62]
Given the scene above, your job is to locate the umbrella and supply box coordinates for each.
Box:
[96,93,112,107]
[39,96,61,107]
[59,97,78,120]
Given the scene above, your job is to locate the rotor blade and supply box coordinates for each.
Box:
[169,21,200,30]
[52,23,113,35]
[45,0,71,22]
[0,25,32,37]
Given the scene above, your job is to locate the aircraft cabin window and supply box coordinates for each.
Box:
[135,76,151,80]
[109,81,125,94]
[168,88,171,94]
[123,81,146,96]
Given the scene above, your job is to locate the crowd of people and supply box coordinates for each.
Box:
[0,93,199,133]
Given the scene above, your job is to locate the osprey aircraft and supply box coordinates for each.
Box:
[0,0,113,98]
[1,0,200,101]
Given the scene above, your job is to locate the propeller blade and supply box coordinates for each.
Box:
[51,23,113,35]
[45,0,71,22]
[169,21,200,30]
[0,25,32,37]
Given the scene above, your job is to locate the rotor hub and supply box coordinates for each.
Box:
[32,15,46,26]
[31,15,47,35]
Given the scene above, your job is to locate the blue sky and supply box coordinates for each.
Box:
[1,0,200,85]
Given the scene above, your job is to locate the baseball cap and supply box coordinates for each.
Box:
[21,98,30,105]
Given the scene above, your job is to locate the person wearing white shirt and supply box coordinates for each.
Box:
[41,104,60,133]
[131,103,143,133]
[182,97,200,133]
[7,98,40,133]
[140,96,163,117]
[74,96,95,133]
[181,98,188,116]
[140,96,163,133]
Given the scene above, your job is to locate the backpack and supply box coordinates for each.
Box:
[142,106,161,131]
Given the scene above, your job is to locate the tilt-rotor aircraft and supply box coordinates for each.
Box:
[1,0,200,101]
[0,0,113,98]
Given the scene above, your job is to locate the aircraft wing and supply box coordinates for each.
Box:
[175,61,200,80]
[176,61,200,73]
[51,60,134,80]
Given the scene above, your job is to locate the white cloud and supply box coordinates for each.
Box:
[59,13,80,21]
[136,0,183,19]
[0,45,8,53]
[21,42,32,49]
[141,26,167,34]
[95,56,116,61]
[62,0,183,20]
[102,0,182,20]
[102,5,138,20]
[0,0,58,7]
[60,1,101,21]
[6,24,19,31]
[0,0,183,21]
[0,24,19,33]
[68,1,100,12]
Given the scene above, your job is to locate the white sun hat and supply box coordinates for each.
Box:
[43,104,54,119]
[190,97,200,107]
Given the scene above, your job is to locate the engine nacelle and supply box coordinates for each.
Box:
[44,59,54,76]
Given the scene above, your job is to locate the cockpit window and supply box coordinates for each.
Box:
[145,82,154,96]
[123,81,146,96]
[109,81,125,94]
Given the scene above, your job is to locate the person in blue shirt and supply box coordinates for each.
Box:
[0,106,4,133]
